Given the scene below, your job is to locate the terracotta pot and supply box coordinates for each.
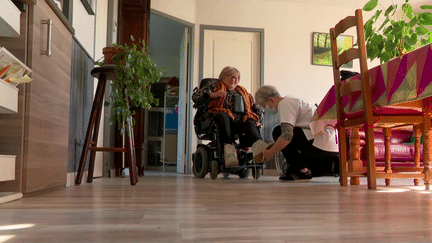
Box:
[102,47,119,64]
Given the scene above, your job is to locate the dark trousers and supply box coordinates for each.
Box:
[272,126,339,177]
[215,112,262,147]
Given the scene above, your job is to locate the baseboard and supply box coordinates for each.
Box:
[110,169,116,177]
[66,172,88,187]
[263,169,280,176]
[0,192,23,205]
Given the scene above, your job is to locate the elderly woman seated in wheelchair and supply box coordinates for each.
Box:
[191,66,272,179]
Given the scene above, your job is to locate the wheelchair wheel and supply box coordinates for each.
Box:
[252,167,262,179]
[210,160,218,180]
[193,147,209,178]
[238,168,250,179]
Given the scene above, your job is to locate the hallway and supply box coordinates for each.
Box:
[0,173,431,242]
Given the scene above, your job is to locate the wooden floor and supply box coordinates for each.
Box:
[1,172,432,243]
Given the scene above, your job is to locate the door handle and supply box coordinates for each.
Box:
[41,19,52,56]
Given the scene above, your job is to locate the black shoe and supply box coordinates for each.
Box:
[279,169,312,181]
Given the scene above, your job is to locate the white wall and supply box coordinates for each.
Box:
[151,0,197,24]
[152,0,429,103]
[194,0,370,103]
[150,0,431,174]
[94,0,108,61]
[72,0,96,57]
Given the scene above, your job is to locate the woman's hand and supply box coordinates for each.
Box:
[210,90,226,99]
[262,149,275,162]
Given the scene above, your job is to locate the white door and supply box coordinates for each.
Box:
[203,29,261,95]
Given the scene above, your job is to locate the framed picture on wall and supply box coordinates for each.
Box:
[312,32,353,68]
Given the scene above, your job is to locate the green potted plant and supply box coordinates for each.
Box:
[363,0,432,63]
[98,37,165,133]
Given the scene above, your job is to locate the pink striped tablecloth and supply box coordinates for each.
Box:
[311,43,432,136]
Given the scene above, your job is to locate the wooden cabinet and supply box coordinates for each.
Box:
[0,0,72,195]
[22,1,72,193]
[0,43,31,206]
[0,45,31,202]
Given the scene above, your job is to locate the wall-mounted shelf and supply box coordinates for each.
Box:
[0,79,18,113]
[0,155,16,182]
[0,0,21,37]
[161,89,179,172]
[0,47,31,113]
[0,46,31,204]
[0,47,32,86]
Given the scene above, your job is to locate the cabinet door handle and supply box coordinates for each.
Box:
[41,19,52,56]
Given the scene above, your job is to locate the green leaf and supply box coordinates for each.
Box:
[373,10,382,21]
[420,5,432,10]
[416,26,430,35]
[402,3,414,20]
[363,0,378,11]
[378,16,390,31]
[410,17,419,28]
[385,39,397,52]
[391,22,403,33]
[384,5,395,16]
[405,33,417,46]
[419,13,432,25]
[403,40,413,51]
[381,52,392,63]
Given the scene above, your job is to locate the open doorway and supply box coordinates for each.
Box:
[146,11,193,173]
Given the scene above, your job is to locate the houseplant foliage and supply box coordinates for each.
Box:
[363,0,432,63]
[99,37,165,133]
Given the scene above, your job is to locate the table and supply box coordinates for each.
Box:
[310,43,432,187]
[311,43,432,136]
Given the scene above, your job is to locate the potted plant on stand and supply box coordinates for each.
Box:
[362,0,432,63]
[100,37,165,133]
[99,37,165,176]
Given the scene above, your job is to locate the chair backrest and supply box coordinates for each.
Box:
[199,78,219,89]
[330,9,373,121]
[192,78,219,140]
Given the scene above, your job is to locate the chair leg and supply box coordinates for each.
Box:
[338,128,348,186]
[423,129,432,189]
[75,75,107,185]
[413,125,421,186]
[87,93,104,183]
[365,126,377,189]
[384,128,392,186]
[125,121,138,185]
[348,128,361,186]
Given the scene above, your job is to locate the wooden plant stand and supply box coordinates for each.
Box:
[75,65,138,185]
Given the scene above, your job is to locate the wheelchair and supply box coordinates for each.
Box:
[191,78,264,180]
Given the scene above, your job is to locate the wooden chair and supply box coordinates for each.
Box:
[330,9,431,189]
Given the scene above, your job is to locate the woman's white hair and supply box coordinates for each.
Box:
[219,66,240,80]
[254,85,281,107]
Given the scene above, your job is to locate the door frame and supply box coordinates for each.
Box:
[150,9,195,174]
[199,25,265,84]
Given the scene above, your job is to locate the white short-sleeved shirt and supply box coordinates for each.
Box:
[278,96,338,152]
